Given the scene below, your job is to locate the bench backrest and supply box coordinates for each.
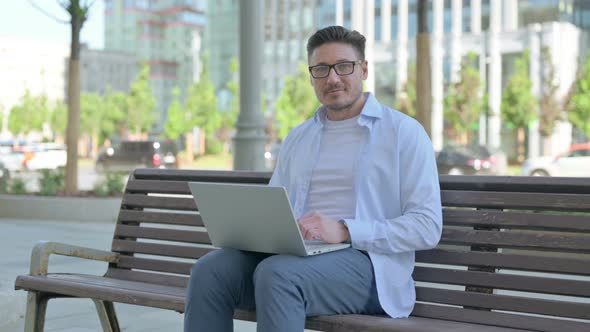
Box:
[107,169,590,331]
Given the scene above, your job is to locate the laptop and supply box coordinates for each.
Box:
[188,182,351,256]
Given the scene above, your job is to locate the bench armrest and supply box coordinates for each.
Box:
[29,241,120,276]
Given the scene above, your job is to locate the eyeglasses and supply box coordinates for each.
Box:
[308,60,363,79]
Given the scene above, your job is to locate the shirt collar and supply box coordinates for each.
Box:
[313,92,383,127]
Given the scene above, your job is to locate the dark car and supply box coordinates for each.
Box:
[436,144,506,176]
[96,140,178,173]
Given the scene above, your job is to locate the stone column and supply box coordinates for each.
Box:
[381,0,392,42]
[528,24,541,159]
[336,0,343,26]
[450,0,463,83]
[233,0,266,171]
[395,0,408,95]
[503,0,518,31]
[432,0,445,151]
[365,0,375,93]
[488,0,502,150]
[351,0,364,32]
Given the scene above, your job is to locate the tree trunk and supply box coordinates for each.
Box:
[517,127,525,163]
[416,0,432,137]
[65,9,83,195]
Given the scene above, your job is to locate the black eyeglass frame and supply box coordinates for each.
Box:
[308,60,364,79]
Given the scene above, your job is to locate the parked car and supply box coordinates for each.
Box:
[22,143,67,171]
[521,143,590,177]
[96,140,178,173]
[436,144,506,176]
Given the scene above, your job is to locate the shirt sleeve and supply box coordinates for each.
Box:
[343,119,443,254]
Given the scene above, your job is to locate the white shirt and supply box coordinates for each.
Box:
[269,92,443,318]
[306,115,364,220]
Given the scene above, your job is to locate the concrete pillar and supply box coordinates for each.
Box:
[471,0,481,33]
[336,0,343,26]
[381,0,392,42]
[233,0,266,171]
[351,0,364,32]
[270,0,278,103]
[488,0,502,150]
[283,1,290,62]
[471,0,487,145]
[503,0,518,31]
[528,24,541,159]
[365,0,375,93]
[432,0,444,151]
[395,0,409,95]
[451,0,463,83]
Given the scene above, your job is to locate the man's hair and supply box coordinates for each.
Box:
[306,26,366,60]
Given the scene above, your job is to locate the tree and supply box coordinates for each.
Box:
[415,0,432,137]
[8,90,49,137]
[164,88,185,140]
[501,50,538,162]
[396,64,416,117]
[567,54,590,140]
[275,63,320,140]
[101,89,127,144]
[444,53,482,144]
[539,48,562,138]
[219,59,240,146]
[127,64,157,137]
[80,92,107,157]
[185,58,220,157]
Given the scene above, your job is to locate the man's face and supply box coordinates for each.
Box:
[308,42,367,114]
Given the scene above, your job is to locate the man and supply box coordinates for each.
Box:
[184,25,442,332]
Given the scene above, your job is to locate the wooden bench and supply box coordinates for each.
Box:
[15,168,590,332]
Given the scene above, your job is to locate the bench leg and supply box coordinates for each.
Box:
[24,291,49,332]
[93,300,121,332]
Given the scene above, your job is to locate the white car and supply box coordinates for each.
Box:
[521,143,590,177]
[23,143,67,171]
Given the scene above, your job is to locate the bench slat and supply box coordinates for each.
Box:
[106,268,189,288]
[441,190,590,212]
[443,209,590,232]
[111,239,212,259]
[122,194,196,211]
[414,267,590,297]
[417,287,590,319]
[412,302,589,332]
[115,225,212,245]
[117,256,193,275]
[125,179,190,195]
[439,175,590,194]
[416,249,590,275]
[440,228,590,252]
[133,168,271,183]
[118,210,204,227]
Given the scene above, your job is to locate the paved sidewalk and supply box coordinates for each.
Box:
[0,218,264,332]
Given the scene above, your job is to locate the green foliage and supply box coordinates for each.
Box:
[127,64,157,135]
[8,178,27,195]
[567,53,590,139]
[223,58,240,131]
[501,50,538,130]
[186,56,220,137]
[204,136,224,155]
[38,169,65,196]
[395,63,417,117]
[444,53,482,141]
[539,48,562,137]
[164,88,185,139]
[8,90,49,136]
[50,101,68,139]
[101,89,127,143]
[275,63,320,140]
[92,172,125,197]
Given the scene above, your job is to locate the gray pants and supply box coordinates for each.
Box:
[184,248,383,332]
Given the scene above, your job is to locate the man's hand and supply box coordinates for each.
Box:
[298,211,350,244]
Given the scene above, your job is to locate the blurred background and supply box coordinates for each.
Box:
[0,0,589,196]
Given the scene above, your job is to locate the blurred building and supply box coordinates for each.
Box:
[207,0,590,160]
[79,46,137,95]
[104,0,207,133]
[0,37,68,139]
